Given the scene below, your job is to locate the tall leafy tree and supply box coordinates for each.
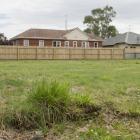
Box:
[83,5,118,38]
[0,33,9,45]
[107,25,118,38]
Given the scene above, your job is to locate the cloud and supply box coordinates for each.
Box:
[0,0,140,38]
[0,13,8,19]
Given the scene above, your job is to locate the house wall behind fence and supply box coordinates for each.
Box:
[0,46,126,60]
[12,39,103,48]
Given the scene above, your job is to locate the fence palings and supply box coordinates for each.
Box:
[0,46,127,60]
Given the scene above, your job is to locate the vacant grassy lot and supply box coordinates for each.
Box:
[0,60,140,139]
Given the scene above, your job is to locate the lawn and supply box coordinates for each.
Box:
[0,60,140,139]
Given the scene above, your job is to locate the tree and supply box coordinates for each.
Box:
[107,25,118,38]
[83,5,118,38]
[0,33,9,45]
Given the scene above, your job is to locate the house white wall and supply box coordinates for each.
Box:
[64,28,89,41]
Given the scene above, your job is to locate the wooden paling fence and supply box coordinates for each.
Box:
[0,46,132,60]
[0,46,124,60]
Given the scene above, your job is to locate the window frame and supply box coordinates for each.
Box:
[73,41,77,47]
[23,40,29,47]
[39,40,45,47]
[52,41,61,47]
[82,41,89,48]
[64,41,69,47]
[94,42,99,48]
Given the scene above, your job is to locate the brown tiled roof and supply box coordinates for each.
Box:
[11,28,102,41]
[11,29,72,40]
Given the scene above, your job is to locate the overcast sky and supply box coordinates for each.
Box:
[0,0,140,38]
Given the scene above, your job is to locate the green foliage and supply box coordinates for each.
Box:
[73,94,92,106]
[0,33,9,45]
[28,80,71,125]
[28,80,70,107]
[84,5,118,38]
[79,127,133,140]
[107,25,118,38]
[0,80,98,129]
[0,60,140,138]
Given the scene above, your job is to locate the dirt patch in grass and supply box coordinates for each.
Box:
[102,101,140,123]
[0,101,139,140]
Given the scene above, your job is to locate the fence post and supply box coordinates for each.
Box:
[53,48,55,60]
[111,48,114,59]
[98,49,100,60]
[36,47,38,60]
[84,48,86,60]
[123,48,126,60]
[134,48,136,59]
[17,47,19,60]
[69,48,71,60]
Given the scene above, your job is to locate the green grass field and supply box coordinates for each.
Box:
[0,60,140,139]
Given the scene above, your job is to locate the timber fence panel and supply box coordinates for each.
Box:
[18,47,36,60]
[85,49,99,59]
[70,48,85,60]
[37,48,53,60]
[53,48,70,60]
[0,47,17,60]
[125,48,140,59]
[99,49,112,59]
[0,46,126,60]
[113,49,124,59]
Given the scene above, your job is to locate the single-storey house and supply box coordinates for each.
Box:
[103,32,140,48]
[10,28,103,48]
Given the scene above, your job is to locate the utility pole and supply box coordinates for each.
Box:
[107,0,110,5]
[65,14,68,31]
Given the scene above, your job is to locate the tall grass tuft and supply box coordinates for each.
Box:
[0,80,99,130]
[28,80,71,125]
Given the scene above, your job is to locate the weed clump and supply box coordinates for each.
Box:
[28,80,70,124]
[1,80,100,130]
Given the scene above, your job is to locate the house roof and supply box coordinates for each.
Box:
[103,32,140,46]
[11,28,102,41]
[11,28,70,40]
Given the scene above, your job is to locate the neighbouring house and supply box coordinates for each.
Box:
[103,32,140,48]
[10,28,103,48]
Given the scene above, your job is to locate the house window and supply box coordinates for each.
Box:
[52,41,61,47]
[82,42,89,48]
[130,46,136,48]
[23,40,29,47]
[73,41,77,47]
[39,40,44,47]
[94,42,98,48]
[64,41,69,47]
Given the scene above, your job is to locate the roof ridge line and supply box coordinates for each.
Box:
[125,32,129,43]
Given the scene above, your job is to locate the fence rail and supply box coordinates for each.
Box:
[0,46,139,60]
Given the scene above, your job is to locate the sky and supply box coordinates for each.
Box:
[0,0,140,38]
